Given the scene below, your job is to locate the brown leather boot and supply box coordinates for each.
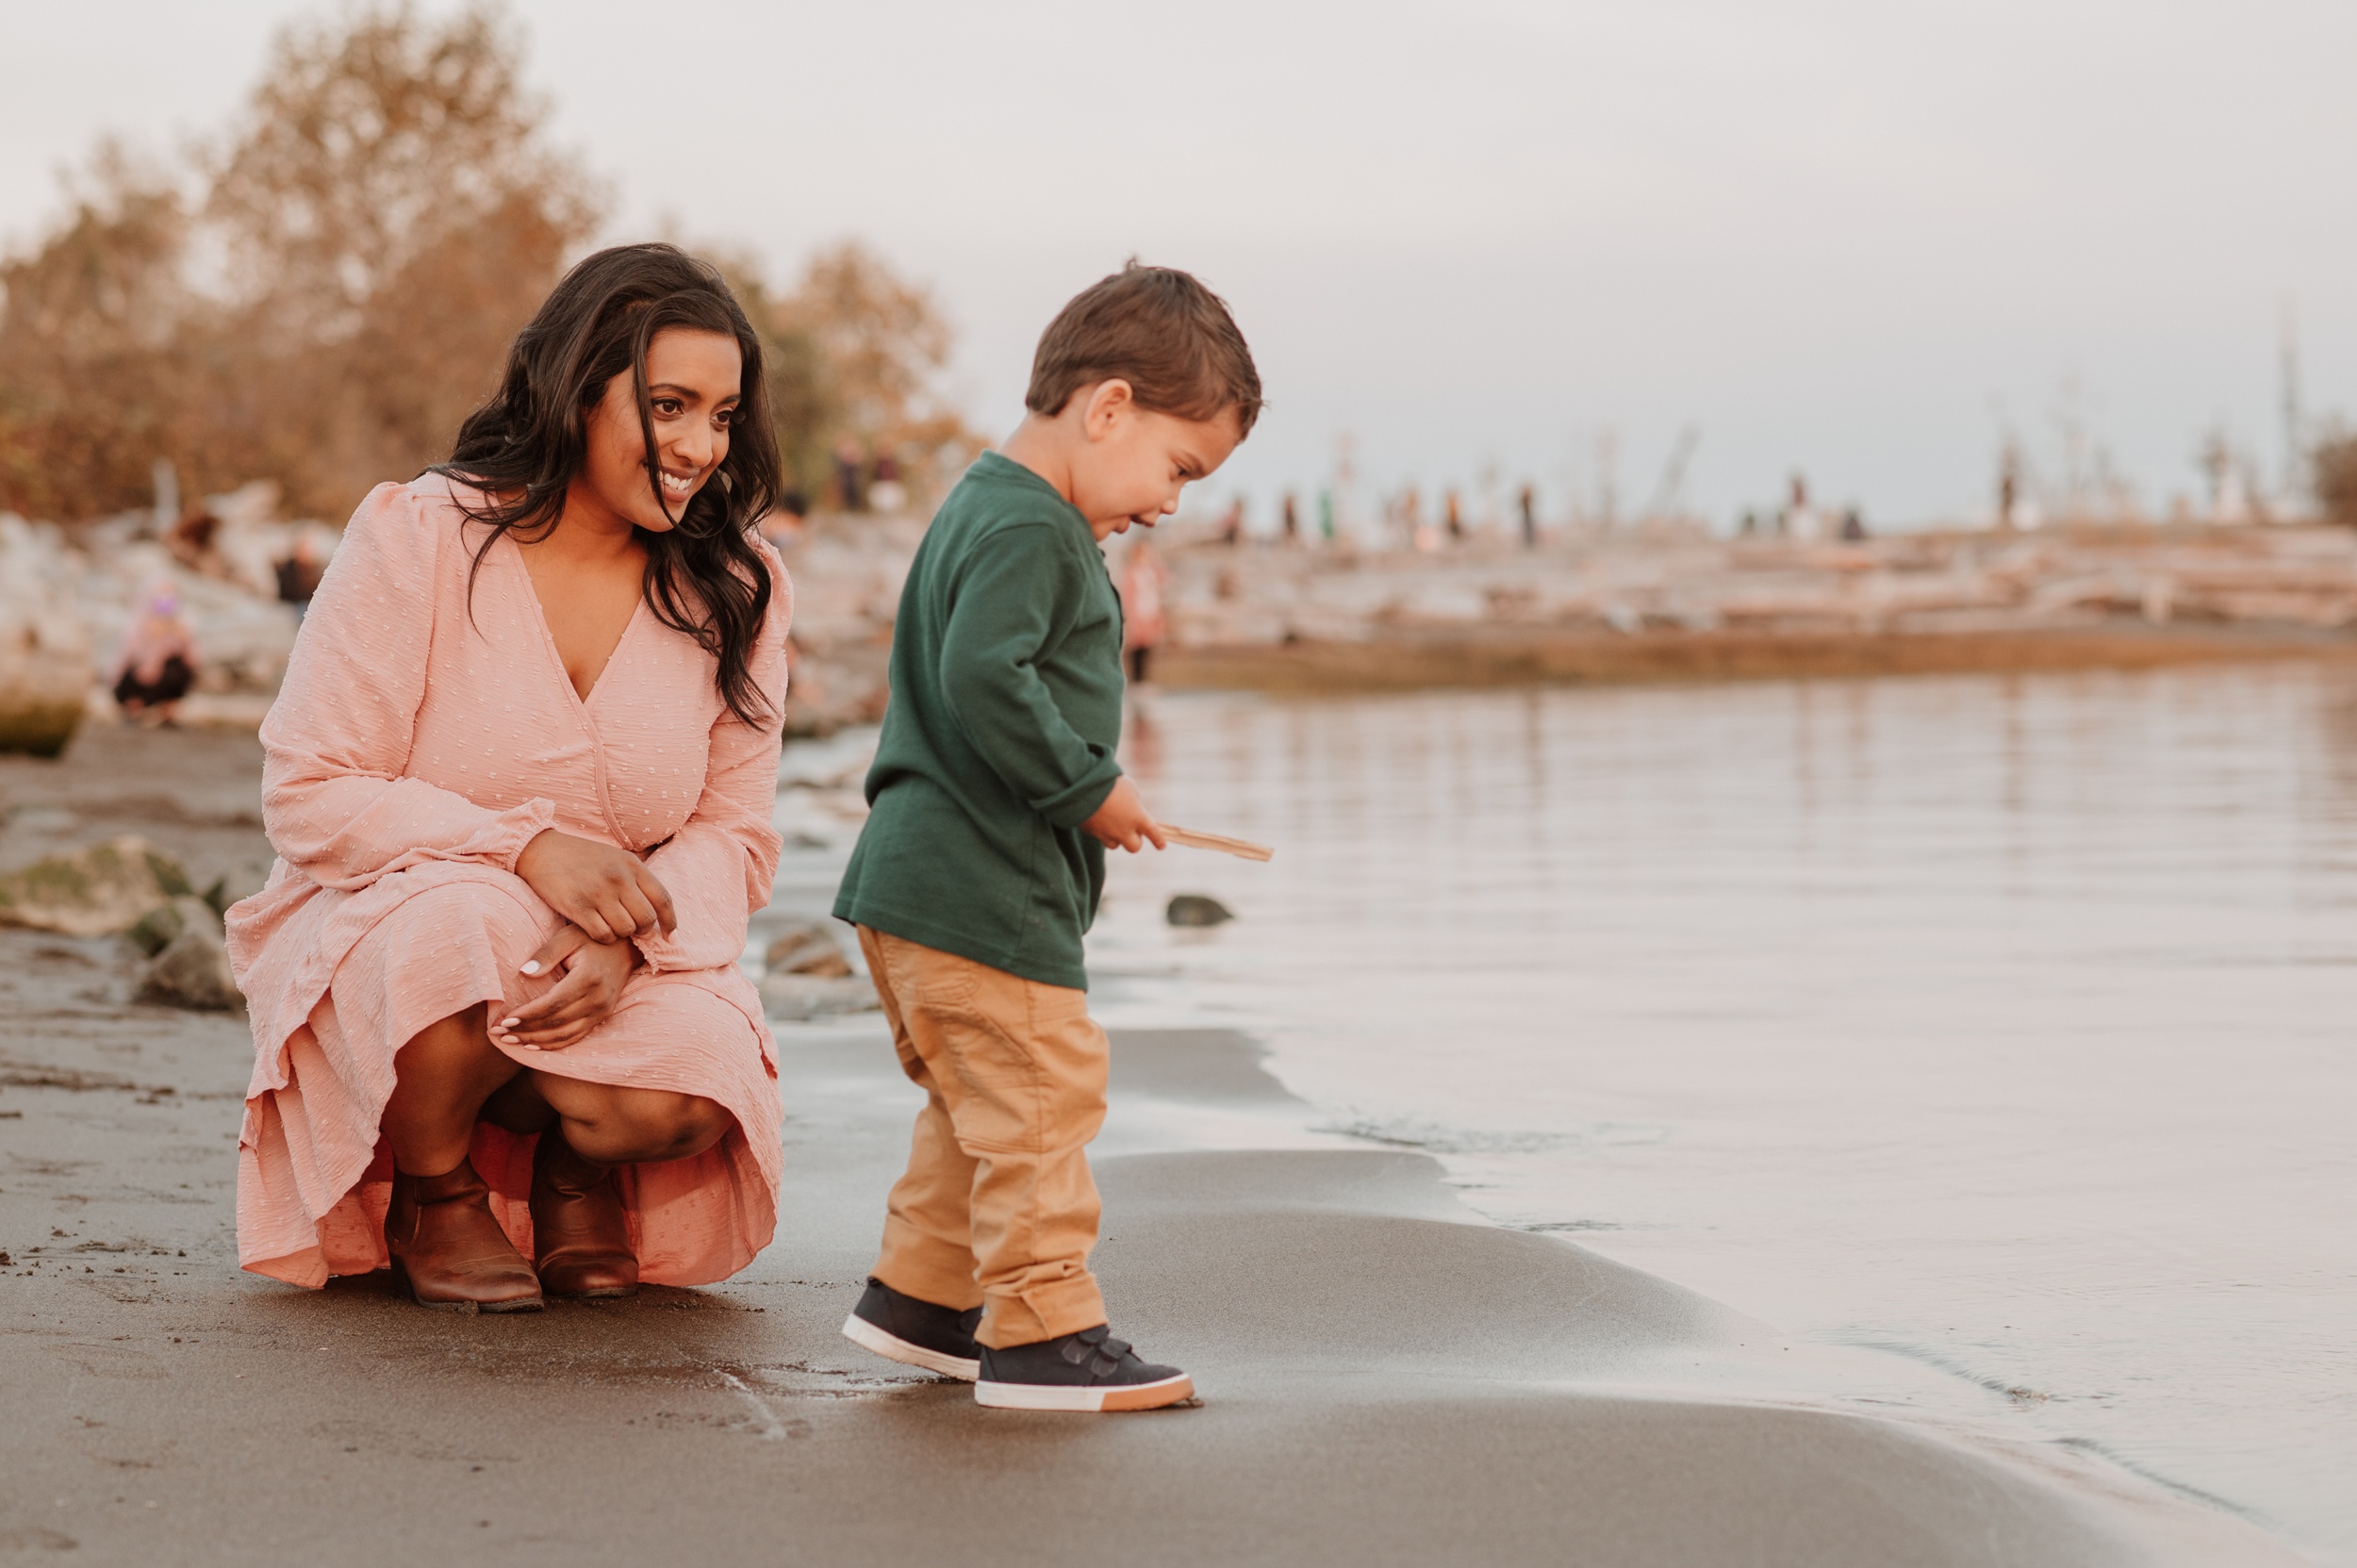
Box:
[531,1129,637,1298]
[386,1157,543,1313]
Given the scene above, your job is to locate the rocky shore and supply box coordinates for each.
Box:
[12,500,2357,751]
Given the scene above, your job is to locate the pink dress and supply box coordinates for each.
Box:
[225,474,791,1289]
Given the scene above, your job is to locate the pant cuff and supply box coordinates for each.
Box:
[873,1242,984,1312]
[977,1273,1107,1349]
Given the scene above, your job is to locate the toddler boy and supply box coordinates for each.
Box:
[833,263,1260,1411]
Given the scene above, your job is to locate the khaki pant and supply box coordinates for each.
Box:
[858,927,1109,1348]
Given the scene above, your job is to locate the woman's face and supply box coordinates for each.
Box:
[578,326,744,534]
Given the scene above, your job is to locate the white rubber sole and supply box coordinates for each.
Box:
[840,1312,981,1381]
[974,1372,1195,1412]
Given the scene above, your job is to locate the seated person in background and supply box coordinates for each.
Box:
[113,585,199,724]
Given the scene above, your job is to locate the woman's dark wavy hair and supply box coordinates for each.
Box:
[434,242,780,725]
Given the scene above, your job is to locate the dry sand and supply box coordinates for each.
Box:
[0,728,2305,1566]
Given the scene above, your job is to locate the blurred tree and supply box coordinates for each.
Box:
[0,148,209,520]
[0,3,972,527]
[2315,430,2357,528]
[734,240,981,511]
[204,0,602,511]
[0,2,599,522]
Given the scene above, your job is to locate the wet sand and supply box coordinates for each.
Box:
[0,729,2303,1565]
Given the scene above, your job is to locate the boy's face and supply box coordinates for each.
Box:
[1068,381,1242,541]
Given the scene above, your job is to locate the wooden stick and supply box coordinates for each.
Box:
[1160,823,1275,862]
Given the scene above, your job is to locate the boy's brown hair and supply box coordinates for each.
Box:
[1025,261,1261,437]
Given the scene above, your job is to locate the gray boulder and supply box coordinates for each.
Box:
[0,835,194,937]
[136,899,239,1011]
[1166,894,1235,928]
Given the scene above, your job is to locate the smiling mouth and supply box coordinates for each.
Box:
[660,469,697,499]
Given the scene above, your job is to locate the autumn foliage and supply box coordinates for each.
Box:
[0,3,972,524]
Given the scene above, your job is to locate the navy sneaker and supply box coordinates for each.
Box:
[840,1277,982,1381]
[975,1325,1195,1411]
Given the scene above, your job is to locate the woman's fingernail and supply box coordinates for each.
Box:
[519,961,541,976]
[501,1017,519,1028]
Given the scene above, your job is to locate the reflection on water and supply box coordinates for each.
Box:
[1088,666,2357,1565]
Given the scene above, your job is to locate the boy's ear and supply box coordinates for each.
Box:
[1080,378,1136,439]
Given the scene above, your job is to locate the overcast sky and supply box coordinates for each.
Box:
[5,0,2354,528]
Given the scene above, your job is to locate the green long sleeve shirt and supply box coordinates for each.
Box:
[832,452,1126,989]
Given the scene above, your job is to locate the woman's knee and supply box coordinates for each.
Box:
[543,1081,732,1164]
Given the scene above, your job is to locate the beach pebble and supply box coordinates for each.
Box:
[764,921,852,978]
[1166,894,1235,928]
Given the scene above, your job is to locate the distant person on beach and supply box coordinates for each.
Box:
[833,436,866,512]
[1782,474,1821,541]
[274,535,323,624]
[833,262,1260,1411]
[1118,536,1170,683]
[759,488,810,551]
[1518,483,1538,548]
[112,584,199,724]
[223,244,793,1314]
[164,505,235,581]
[1281,490,1300,542]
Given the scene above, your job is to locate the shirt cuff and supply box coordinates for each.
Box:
[474,798,559,872]
[1033,756,1123,829]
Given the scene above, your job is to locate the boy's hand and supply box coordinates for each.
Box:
[1081,776,1167,853]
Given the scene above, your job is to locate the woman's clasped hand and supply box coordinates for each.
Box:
[495,830,680,1051]
[514,828,678,943]
[493,921,636,1051]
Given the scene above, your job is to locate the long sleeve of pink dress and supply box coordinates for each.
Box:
[225,475,791,1288]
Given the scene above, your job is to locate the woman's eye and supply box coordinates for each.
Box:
[653,399,684,417]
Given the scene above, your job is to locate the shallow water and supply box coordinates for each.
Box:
[1077,667,2357,1565]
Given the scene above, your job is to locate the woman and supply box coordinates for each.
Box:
[226,244,792,1312]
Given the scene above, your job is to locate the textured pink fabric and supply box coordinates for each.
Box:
[225,474,792,1289]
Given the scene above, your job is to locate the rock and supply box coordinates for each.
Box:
[759,971,881,1021]
[764,921,852,978]
[136,913,239,1011]
[0,515,93,757]
[202,861,273,918]
[0,835,195,937]
[1166,894,1235,928]
[126,895,222,959]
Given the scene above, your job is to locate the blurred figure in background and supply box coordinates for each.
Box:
[113,583,200,724]
[1783,475,1821,541]
[1119,536,1170,684]
[1445,488,1465,542]
[760,488,810,551]
[1219,498,1244,546]
[274,535,324,625]
[165,505,235,580]
[1518,483,1538,548]
[1281,491,1300,543]
[868,454,907,515]
[833,436,866,511]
